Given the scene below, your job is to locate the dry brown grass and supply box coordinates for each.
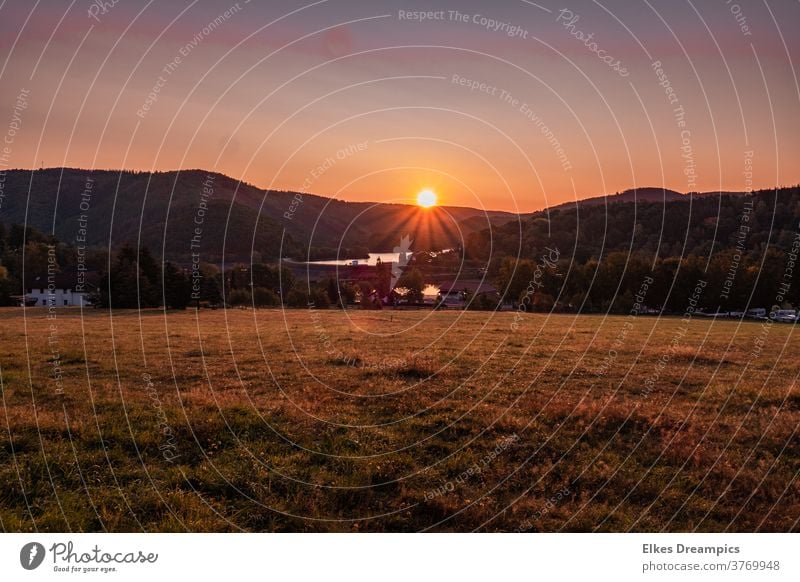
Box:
[0,307,798,532]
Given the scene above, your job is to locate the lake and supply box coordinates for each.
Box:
[305,252,404,266]
[292,253,441,298]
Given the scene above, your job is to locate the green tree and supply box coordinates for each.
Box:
[338,282,356,307]
[396,268,424,303]
[253,287,279,307]
[285,288,309,308]
[200,269,222,305]
[375,259,393,298]
[163,261,190,309]
[228,288,251,306]
[495,257,538,305]
[98,244,161,308]
[310,287,330,309]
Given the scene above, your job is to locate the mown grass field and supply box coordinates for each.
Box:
[0,307,798,532]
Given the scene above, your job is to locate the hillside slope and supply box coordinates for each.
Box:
[0,168,516,261]
[466,185,799,263]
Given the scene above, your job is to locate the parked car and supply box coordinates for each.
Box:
[770,309,797,323]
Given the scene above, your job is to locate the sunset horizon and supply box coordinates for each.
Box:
[1,1,797,212]
[3,163,792,214]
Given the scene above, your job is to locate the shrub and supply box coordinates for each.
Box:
[284,289,309,308]
[468,292,500,311]
[228,289,251,306]
[252,287,280,307]
[310,288,330,309]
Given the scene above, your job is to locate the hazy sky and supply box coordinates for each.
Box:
[0,0,798,211]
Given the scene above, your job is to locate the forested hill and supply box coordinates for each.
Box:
[466,186,800,264]
[0,168,515,261]
[2,168,795,268]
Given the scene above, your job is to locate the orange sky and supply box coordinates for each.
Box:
[0,0,797,212]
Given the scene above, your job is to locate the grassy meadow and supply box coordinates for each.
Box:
[0,306,798,532]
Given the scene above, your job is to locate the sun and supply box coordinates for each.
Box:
[416,189,437,208]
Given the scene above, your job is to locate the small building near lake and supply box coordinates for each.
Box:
[438,280,498,305]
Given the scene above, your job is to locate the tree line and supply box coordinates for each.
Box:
[492,249,799,314]
[485,187,800,313]
[92,245,363,310]
[3,184,798,314]
[0,223,422,310]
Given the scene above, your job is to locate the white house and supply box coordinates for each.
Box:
[24,273,94,307]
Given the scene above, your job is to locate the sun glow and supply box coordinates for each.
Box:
[416,189,437,208]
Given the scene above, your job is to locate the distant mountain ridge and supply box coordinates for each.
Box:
[0,168,516,261]
[548,186,749,211]
[0,167,763,264]
[465,184,799,264]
